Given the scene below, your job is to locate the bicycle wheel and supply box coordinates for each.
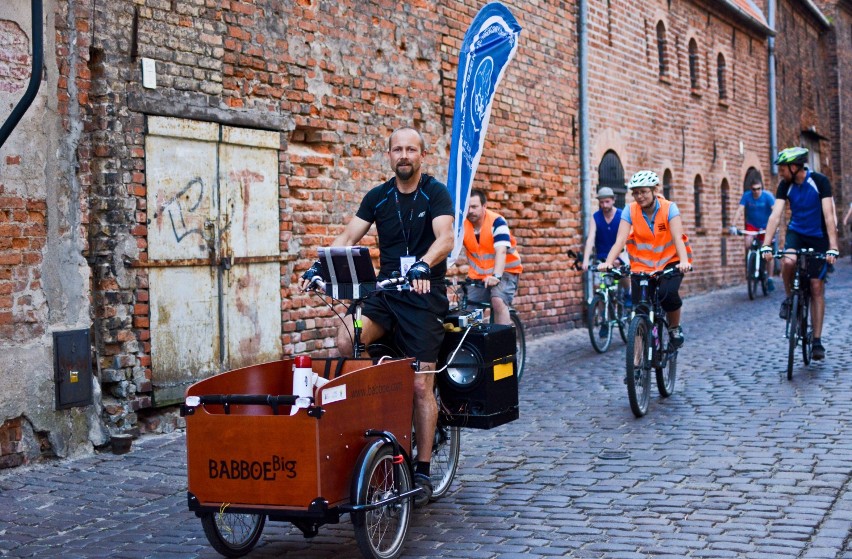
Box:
[200,511,265,558]
[786,293,800,380]
[760,257,769,296]
[800,297,812,366]
[411,389,460,501]
[746,252,757,300]
[655,320,677,397]
[510,310,526,382]
[427,422,460,499]
[625,316,651,417]
[587,294,613,353]
[352,445,412,559]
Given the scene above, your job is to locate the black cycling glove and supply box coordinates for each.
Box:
[301,260,324,281]
[405,260,430,282]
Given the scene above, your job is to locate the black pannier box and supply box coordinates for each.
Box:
[437,323,519,429]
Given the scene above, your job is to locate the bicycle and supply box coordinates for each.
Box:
[773,249,827,380]
[449,278,527,381]
[308,275,461,503]
[586,265,630,353]
[731,228,769,300]
[617,267,683,418]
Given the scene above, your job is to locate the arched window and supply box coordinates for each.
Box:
[656,22,668,77]
[693,175,703,228]
[663,169,673,201]
[598,150,626,208]
[717,53,727,99]
[688,39,699,89]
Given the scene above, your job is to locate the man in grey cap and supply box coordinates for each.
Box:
[582,187,628,271]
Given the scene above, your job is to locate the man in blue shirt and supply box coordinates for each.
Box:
[582,187,626,271]
[762,147,839,360]
[730,178,777,291]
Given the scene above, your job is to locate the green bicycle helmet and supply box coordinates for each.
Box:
[774,146,809,166]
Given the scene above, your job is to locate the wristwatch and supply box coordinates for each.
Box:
[492,274,503,280]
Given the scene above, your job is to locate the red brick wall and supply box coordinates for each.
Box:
[440,3,583,329]
[774,1,834,178]
[0,18,48,342]
[835,5,852,240]
[0,418,24,469]
[0,190,46,341]
[813,2,852,249]
[80,0,585,406]
[587,0,771,292]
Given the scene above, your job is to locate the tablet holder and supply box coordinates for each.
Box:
[317,246,377,300]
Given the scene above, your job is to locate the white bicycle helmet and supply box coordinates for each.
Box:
[627,170,660,189]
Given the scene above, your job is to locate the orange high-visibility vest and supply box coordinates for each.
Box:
[626,198,693,272]
[463,209,523,279]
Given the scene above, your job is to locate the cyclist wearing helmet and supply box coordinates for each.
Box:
[599,170,693,347]
[762,146,839,360]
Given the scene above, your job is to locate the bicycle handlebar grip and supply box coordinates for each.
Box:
[377,276,409,289]
[306,276,326,291]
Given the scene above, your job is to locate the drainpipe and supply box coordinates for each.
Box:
[768,0,778,175]
[0,0,43,149]
[578,0,591,303]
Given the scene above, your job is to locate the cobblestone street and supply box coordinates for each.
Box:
[2,260,852,559]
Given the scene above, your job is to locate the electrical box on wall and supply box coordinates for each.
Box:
[53,329,93,410]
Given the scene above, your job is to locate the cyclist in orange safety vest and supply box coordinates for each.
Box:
[599,170,692,348]
[463,188,522,325]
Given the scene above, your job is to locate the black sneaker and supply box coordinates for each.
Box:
[599,324,610,339]
[779,297,791,320]
[669,326,684,349]
[412,473,432,507]
[812,343,825,361]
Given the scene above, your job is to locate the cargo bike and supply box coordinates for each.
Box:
[182,356,420,559]
[183,247,520,558]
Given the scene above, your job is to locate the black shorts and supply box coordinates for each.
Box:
[631,263,684,313]
[784,229,831,280]
[356,286,449,363]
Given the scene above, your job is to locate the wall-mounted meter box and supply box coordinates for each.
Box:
[53,329,93,410]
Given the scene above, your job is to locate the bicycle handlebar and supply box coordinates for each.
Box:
[629,267,689,279]
[773,249,829,260]
[304,275,422,299]
[730,228,766,236]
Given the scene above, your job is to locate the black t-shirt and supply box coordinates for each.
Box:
[356,174,454,280]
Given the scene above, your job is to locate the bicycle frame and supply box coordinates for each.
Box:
[776,248,826,379]
[747,238,766,281]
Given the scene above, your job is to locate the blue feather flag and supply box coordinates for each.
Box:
[446,2,522,265]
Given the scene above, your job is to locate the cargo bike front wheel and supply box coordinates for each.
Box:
[351,438,414,559]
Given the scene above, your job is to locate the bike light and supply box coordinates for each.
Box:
[445,345,482,388]
[185,396,201,407]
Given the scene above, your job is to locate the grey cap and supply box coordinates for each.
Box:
[596,187,615,199]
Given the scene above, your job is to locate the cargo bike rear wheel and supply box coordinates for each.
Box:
[200,510,265,558]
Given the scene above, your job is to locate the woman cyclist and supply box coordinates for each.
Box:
[598,170,693,347]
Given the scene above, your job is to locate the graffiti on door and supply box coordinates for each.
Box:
[156,177,207,245]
